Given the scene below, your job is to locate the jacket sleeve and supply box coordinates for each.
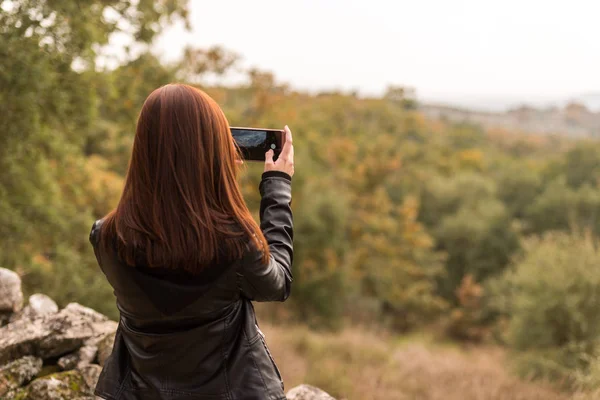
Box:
[237,171,293,302]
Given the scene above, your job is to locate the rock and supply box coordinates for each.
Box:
[78,364,102,392]
[0,303,117,364]
[3,387,26,399]
[27,294,59,316]
[95,333,115,367]
[62,303,109,324]
[287,384,336,400]
[0,268,23,313]
[10,294,59,323]
[56,352,78,371]
[0,312,11,327]
[8,370,93,399]
[0,356,43,396]
[58,345,98,370]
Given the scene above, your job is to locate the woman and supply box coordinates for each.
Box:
[89,83,294,400]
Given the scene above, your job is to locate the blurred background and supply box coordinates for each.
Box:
[2,1,600,399]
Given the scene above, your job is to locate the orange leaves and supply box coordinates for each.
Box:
[32,253,53,273]
[456,275,484,310]
[445,275,489,342]
[327,137,358,168]
[83,155,124,216]
[457,148,485,171]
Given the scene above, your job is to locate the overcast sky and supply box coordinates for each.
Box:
[151,0,600,109]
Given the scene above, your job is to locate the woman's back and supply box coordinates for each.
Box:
[91,84,295,400]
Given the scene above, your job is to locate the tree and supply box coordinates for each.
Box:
[564,143,600,189]
[493,161,543,219]
[525,178,600,237]
[420,173,521,301]
[0,0,188,317]
[384,85,418,110]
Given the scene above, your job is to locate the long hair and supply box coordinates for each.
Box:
[100,84,269,273]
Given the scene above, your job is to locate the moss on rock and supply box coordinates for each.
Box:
[0,356,43,396]
[12,370,93,400]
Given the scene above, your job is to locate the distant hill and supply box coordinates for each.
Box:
[572,92,600,111]
[420,100,600,138]
[420,92,600,114]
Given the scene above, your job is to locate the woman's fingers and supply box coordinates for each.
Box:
[288,144,294,175]
[284,125,293,145]
[280,125,293,158]
[264,126,294,177]
[265,149,275,165]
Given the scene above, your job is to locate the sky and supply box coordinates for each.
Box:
[150,0,600,110]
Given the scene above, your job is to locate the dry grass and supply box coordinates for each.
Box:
[260,324,600,400]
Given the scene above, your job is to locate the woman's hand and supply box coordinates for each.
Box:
[264,125,294,177]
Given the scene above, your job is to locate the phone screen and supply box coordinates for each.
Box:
[231,128,282,161]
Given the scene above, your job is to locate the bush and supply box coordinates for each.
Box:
[498,232,600,389]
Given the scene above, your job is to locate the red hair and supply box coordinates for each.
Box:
[101,84,268,273]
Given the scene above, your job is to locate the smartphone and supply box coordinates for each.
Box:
[230,127,284,161]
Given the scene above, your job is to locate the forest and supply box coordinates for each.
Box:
[3,1,600,398]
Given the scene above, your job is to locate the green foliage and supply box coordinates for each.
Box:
[525,179,600,236]
[290,179,350,329]
[384,85,418,110]
[494,162,543,219]
[353,192,447,331]
[495,232,600,389]
[420,173,521,301]
[563,143,600,189]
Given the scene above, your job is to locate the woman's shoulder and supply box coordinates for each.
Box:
[89,218,105,246]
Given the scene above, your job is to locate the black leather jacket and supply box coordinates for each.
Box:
[90,172,293,400]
